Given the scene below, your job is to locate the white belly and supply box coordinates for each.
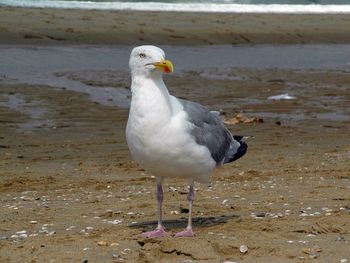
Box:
[126,110,216,183]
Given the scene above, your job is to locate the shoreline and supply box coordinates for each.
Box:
[2,3,350,13]
[1,44,350,114]
[1,7,350,45]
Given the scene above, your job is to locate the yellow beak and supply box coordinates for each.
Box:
[153,59,174,73]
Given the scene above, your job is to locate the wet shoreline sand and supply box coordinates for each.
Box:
[1,6,350,45]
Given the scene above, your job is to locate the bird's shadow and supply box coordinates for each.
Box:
[128,214,239,231]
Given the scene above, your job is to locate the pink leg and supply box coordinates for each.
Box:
[175,180,195,237]
[142,177,168,238]
[142,225,167,238]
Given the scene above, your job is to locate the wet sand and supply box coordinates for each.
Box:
[1,65,350,262]
[1,6,350,45]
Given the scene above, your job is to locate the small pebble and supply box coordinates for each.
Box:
[222,199,229,205]
[335,236,345,242]
[110,242,119,247]
[239,244,248,254]
[97,241,108,246]
[340,259,348,263]
[256,212,266,218]
[107,219,122,225]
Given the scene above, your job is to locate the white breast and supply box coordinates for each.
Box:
[126,79,215,183]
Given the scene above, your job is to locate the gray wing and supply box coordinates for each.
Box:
[180,99,236,164]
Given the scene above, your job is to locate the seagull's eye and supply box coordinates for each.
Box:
[139,53,146,58]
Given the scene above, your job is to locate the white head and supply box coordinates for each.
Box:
[129,45,174,78]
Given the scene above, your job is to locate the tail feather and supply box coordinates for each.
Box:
[223,135,248,164]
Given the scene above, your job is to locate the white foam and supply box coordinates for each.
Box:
[1,0,350,13]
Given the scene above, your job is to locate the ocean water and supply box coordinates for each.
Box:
[2,0,350,4]
[1,0,350,12]
[1,45,350,122]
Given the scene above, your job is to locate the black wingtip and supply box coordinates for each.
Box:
[228,142,248,163]
[223,136,248,164]
[233,135,244,141]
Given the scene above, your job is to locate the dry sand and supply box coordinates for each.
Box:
[1,66,350,262]
[1,6,350,45]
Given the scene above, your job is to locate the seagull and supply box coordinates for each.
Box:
[126,45,248,238]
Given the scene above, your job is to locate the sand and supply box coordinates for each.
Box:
[1,6,350,45]
[0,5,350,263]
[1,65,350,262]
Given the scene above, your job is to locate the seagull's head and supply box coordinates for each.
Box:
[129,45,174,77]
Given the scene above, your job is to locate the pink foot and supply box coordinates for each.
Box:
[142,227,168,238]
[175,228,195,237]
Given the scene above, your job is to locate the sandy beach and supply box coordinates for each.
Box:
[1,64,350,262]
[1,5,350,263]
[1,6,350,45]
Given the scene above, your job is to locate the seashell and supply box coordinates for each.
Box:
[239,244,248,254]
